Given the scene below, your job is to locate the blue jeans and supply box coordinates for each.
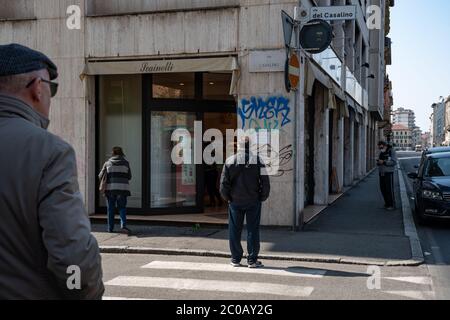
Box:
[106,194,128,232]
[228,202,262,264]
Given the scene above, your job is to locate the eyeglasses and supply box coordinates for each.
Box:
[26,78,59,98]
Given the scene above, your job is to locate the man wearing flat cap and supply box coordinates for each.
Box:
[0,44,104,300]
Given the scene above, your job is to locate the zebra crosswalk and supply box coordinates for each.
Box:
[101,255,436,300]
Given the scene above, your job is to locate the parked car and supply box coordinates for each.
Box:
[414,146,450,169]
[408,152,450,223]
[415,145,423,153]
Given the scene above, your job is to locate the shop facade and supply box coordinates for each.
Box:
[0,0,389,227]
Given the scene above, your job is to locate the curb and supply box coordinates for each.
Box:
[96,169,424,267]
[99,246,423,267]
[397,167,425,266]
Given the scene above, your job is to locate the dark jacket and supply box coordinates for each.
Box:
[0,94,104,300]
[99,156,132,197]
[378,146,398,175]
[220,151,271,206]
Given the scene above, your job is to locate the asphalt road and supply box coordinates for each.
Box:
[101,253,434,300]
[398,151,450,299]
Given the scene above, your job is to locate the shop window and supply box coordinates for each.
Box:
[150,111,197,208]
[99,75,143,208]
[152,73,195,99]
[203,73,234,101]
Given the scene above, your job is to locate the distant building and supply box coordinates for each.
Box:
[392,124,412,151]
[431,100,446,147]
[412,126,422,148]
[392,107,416,129]
[421,132,431,149]
[444,96,450,146]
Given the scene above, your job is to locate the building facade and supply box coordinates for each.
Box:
[0,0,394,227]
[392,107,416,129]
[392,124,412,151]
[431,100,446,147]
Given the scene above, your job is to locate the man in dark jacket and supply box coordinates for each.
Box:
[99,147,132,234]
[0,44,104,299]
[377,141,398,210]
[220,138,270,268]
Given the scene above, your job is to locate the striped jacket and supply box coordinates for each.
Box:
[99,156,132,196]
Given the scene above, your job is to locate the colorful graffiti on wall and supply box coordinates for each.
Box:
[238,96,291,130]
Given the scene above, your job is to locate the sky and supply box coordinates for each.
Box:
[387,0,450,132]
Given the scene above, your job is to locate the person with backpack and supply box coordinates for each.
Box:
[377,141,398,211]
[220,138,270,268]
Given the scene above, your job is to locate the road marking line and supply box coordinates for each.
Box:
[141,261,326,278]
[105,276,314,297]
[385,276,433,285]
[384,291,435,300]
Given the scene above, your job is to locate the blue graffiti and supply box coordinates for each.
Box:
[238,96,291,130]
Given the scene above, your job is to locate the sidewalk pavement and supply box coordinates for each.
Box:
[92,170,422,266]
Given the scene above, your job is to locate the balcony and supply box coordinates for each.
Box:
[311,47,367,109]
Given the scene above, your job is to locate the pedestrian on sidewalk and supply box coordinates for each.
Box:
[0,43,104,299]
[220,137,271,269]
[377,141,398,211]
[99,146,132,234]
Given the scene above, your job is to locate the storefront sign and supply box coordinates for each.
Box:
[310,5,356,21]
[81,57,238,77]
[249,49,286,73]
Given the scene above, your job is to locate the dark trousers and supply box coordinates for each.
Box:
[228,202,262,264]
[106,194,128,232]
[205,170,222,205]
[379,173,395,208]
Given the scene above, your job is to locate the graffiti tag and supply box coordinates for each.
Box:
[238,96,291,130]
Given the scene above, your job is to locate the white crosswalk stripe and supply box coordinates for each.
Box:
[142,261,326,278]
[383,291,435,300]
[105,276,315,298]
[385,276,433,286]
[102,296,156,300]
[103,258,436,300]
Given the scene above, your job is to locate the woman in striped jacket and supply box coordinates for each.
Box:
[99,146,132,234]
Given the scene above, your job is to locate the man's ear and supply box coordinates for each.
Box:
[28,78,42,102]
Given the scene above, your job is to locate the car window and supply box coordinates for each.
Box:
[425,157,450,177]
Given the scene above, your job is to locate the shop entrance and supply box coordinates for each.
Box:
[97,72,236,215]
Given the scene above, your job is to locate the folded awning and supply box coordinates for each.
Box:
[346,94,355,111]
[331,81,346,102]
[81,56,239,78]
[80,56,240,95]
[306,60,331,96]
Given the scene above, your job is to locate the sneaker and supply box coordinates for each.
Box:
[230,261,241,267]
[121,227,132,235]
[248,261,264,269]
[385,207,395,211]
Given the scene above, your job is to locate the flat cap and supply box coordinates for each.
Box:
[0,43,58,80]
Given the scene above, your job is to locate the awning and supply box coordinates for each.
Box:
[81,56,239,78]
[80,56,240,95]
[306,60,331,96]
[328,86,337,110]
[338,99,349,118]
[331,82,345,102]
[346,94,355,111]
